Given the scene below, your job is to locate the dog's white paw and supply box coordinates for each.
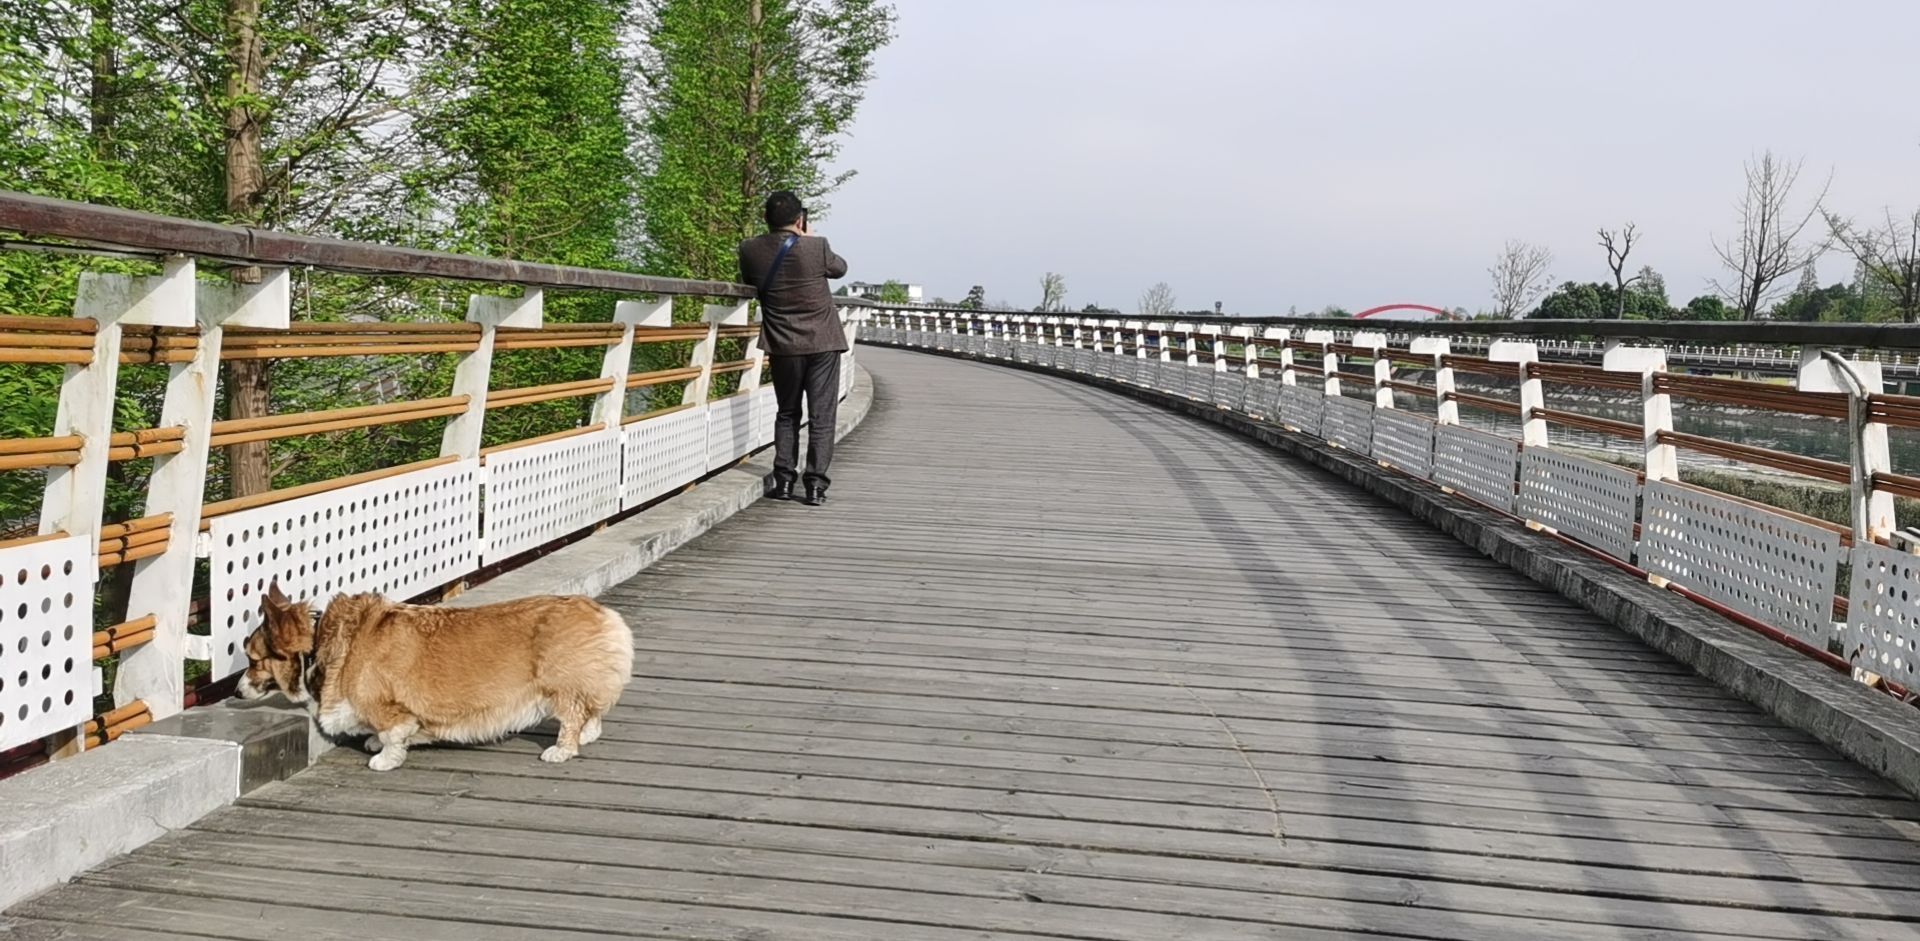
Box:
[579,718,603,747]
[363,735,384,754]
[368,749,407,772]
[540,745,576,764]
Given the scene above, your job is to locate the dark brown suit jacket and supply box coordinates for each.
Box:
[738,231,849,356]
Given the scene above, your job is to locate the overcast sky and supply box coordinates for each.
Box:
[819,0,1920,315]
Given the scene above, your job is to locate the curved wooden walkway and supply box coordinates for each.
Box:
[7,347,1920,940]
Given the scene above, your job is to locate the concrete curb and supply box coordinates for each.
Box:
[882,344,1920,799]
[0,365,876,911]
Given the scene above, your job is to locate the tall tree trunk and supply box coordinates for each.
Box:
[86,0,114,150]
[741,0,763,231]
[224,0,273,498]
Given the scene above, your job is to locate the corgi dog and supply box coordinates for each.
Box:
[236,582,634,771]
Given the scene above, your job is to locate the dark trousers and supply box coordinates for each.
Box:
[771,351,841,489]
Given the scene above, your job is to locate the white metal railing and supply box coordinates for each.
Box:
[863,309,1920,699]
[0,193,868,761]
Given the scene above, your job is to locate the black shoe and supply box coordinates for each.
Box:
[801,486,828,506]
[770,480,794,501]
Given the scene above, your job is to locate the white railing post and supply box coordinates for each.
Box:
[602,299,668,425]
[1414,337,1455,424]
[1304,329,1336,397]
[1800,348,1893,542]
[1231,326,1256,377]
[117,264,276,722]
[1128,321,1147,360]
[42,265,150,754]
[1352,330,1390,408]
[443,289,541,461]
[1148,323,1171,361]
[1604,344,1673,483]
[691,301,748,403]
[1206,327,1227,373]
[1175,323,1197,367]
[1489,340,1545,447]
[1260,327,1289,380]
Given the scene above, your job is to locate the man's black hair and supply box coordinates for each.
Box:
[764,191,805,230]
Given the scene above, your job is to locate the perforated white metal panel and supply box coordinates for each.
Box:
[1187,367,1216,401]
[209,460,480,679]
[1161,363,1185,395]
[839,352,852,400]
[482,428,623,565]
[0,535,93,751]
[1240,376,1272,415]
[623,404,709,510]
[965,335,984,355]
[752,385,776,446]
[1517,447,1638,561]
[707,392,757,470]
[1847,542,1920,683]
[985,338,1009,359]
[1372,409,1437,478]
[1212,373,1248,410]
[1070,349,1093,372]
[1280,385,1324,436]
[1322,395,1375,454]
[1432,424,1518,512]
[1639,480,1842,644]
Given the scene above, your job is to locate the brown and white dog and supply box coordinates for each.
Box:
[236,583,634,771]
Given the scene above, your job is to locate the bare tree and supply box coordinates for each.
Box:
[1598,223,1643,319]
[1038,272,1067,312]
[1710,151,1831,320]
[1827,206,1920,323]
[1137,282,1176,318]
[1488,240,1554,318]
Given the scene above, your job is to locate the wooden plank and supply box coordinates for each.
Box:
[194,803,1906,941]
[271,761,1920,918]
[142,822,1910,941]
[11,346,1917,939]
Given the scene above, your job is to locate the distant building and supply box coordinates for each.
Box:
[841,280,925,303]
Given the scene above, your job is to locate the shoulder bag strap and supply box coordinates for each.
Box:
[757,234,800,303]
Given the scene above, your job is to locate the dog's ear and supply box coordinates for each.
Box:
[263,597,314,656]
[266,580,291,610]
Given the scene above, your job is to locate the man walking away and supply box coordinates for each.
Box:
[738,191,849,506]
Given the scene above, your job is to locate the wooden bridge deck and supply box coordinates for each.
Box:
[7,347,1920,940]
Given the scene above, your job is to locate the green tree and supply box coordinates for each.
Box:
[1632,265,1668,306]
[1532,281,1671,320]
[1670,295,1735,321]
[1828,207,1920,323]
[1772,279,1876,323]
[635,0,896,281]
[959,285,986,310]
[428,0,633,267]
[877,280,910,304]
